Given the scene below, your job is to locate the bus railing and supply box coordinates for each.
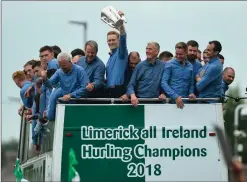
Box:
[18,108,55,164]
[17,106,26,161]
[57,97,222,104]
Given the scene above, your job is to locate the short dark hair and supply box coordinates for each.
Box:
[71,48,85,58]
[24,60,37,67]
[187,40,199,48]
[175,42,188,51]
[218,54,224,60]
[209,40,222,54]
[52,45,61,58]
[32,61,41,69]
[39,45,53,53]
[159,51,173,60]
[198,49,201,53]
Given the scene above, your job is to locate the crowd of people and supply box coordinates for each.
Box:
[12,11,236,153]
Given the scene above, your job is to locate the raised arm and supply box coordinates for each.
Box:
[118,11,128,59]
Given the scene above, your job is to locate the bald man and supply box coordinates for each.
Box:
[124,51,141,86]
[222,67,235,94]
[121,51,141,101]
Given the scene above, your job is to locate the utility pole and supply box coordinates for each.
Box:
[68,20,88,47]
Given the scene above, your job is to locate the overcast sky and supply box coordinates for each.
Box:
[2,1,247,141]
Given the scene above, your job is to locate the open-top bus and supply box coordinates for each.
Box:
[17,98,230,182]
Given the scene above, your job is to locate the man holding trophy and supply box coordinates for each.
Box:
[101,6,128,98]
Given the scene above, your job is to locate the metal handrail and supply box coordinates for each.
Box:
[17,106,26,162]
[57,97,221,103]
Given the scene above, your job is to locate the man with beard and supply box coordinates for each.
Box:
[121,51,141,101]
[222,67,235,94]
[187,40,202,78]
[186,40,202,96]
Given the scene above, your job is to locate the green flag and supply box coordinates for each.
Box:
[14,158,29,182]
[68,148,80,182]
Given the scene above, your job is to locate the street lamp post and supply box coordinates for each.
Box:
[68,20,88,47]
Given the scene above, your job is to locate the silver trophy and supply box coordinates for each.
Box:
[101,6,127,29]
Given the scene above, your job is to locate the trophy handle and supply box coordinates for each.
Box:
[121,16,127,23]
[116,10,127,23]
[101,17,115,28]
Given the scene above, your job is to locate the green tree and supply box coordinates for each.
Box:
[1,138,18,168]
[1,148,6,167]
[1,138,19,151]
[224,86,247,163]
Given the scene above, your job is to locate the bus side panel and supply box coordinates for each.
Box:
[57,104,228,182]
[144,104,227,182]
[60,105,145,182]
